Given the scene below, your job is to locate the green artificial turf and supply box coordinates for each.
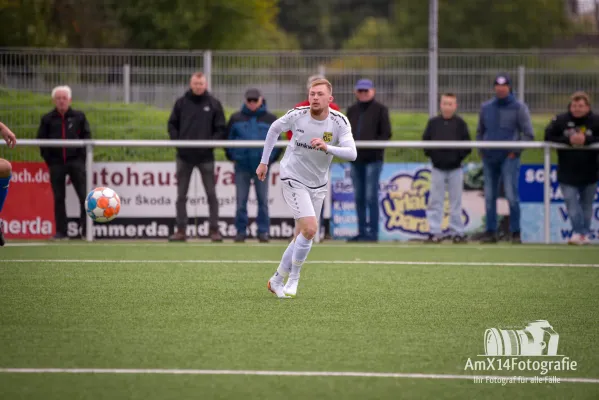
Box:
[0,242,597,399]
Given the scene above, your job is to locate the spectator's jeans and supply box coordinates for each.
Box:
[427,167,464,236]
[235,167,269,237]
[560,183,597,235]
[483,156,521,233]
[351,160,383,240]
[175,157,219,232]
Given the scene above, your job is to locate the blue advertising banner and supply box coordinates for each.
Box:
[519,165,599,243]
[330,163,599,243]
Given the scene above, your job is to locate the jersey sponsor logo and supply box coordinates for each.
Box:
[323,131,333,143]
[296,129,304,133]
[295,140,320,152]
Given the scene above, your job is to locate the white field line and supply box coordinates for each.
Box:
[27,241,599,251]
[1,259,599,268]
[0,368,597,383]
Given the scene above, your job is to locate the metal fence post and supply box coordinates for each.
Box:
[204,50,212,91]
[318,64,326,78]
[543,144,551,244]
[123,64,131,104]
[517,65,525,103]
[85,143,95,242]
[428,0,439,117]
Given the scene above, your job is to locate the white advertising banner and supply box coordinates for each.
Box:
[63,162,331,239]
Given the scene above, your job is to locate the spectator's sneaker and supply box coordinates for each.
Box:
[267,278,290,299]
[452,234,468,244]
[479,232,498,244]
[210,229,223,243]
[568,234,589,246]
[511,232,522,244]
[580,235,591,245]
[50,233,69,241]
[283,277,299,298]
[425,234,444,243]
[168,231,187,242]
[258,233,269,243]
[234,234,245,243]
[0,222,5,246]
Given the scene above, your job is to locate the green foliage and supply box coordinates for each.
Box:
[341,18,399,50]
[0,0,297,50]
[391,0,572,49]
[342,0,573,50]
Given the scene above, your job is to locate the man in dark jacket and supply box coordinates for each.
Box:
[423,93,471,243]
[168,72,226,242]
[226,89,281,243]
[346,79,392,242]
[545,91,599,245]
[476,74,534,244]
[37,85,91,240]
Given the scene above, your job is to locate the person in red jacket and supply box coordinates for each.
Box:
[286,75,341,140]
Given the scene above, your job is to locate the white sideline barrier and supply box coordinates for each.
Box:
[3,139,599,244]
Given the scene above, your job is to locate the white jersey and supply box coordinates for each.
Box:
[269,107,354,189]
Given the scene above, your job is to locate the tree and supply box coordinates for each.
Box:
[391,0,572,49]
[114,0,298,50]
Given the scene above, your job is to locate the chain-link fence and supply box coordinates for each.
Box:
[1,47,598,161]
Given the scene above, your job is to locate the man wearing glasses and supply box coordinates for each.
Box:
[226,88,281,243]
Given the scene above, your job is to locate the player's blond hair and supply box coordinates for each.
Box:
[309,78,333,94]
[306,74,325,90]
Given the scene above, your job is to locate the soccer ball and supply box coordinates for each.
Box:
[85,187,121,223]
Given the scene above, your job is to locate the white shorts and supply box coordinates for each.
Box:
[281,179,327,220]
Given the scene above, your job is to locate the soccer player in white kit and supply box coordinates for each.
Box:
[257,79,357,298]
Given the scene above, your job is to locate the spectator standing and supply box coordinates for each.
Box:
[37,86,90,240]
[168,72,226,242]
[346,79,392,242]
[476,74,534,244]
[226,89,281,243]
[422,93,471,243]
[545,91,599,245]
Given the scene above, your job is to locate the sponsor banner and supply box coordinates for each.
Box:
[330,163,490,241]
[2,162,55,239]
[66,217,299,239]
[65,162,331,219]
[331,163,599,243]
[4,161,332,240]
[519,165,599,243]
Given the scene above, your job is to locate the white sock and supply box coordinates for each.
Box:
[272,240,295,284]
[290,233,313,280]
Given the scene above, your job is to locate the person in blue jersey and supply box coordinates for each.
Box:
[226,88,282,243]
[0,121,17,246]
[476,74,534,244]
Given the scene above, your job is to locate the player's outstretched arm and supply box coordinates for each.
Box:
[0,121,17,148]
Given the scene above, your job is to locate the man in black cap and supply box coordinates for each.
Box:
[168,71,226,242]
[476,74,534,243]
[226,88,280,242]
